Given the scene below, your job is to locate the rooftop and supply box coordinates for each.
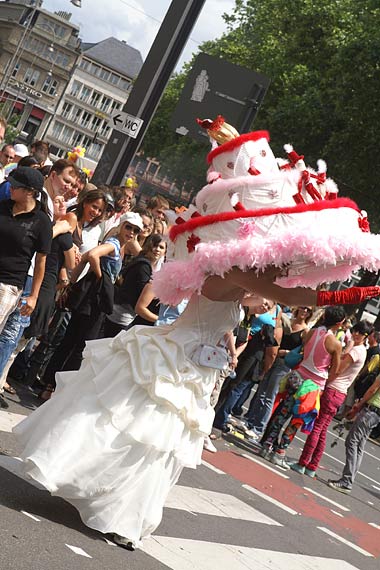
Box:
[82,37,143,80]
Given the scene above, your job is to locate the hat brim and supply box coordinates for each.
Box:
[7,175,41,192]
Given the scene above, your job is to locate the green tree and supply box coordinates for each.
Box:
[0,103,20,144]
[142,0,380,220]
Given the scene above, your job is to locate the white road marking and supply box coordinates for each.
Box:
[303,487,350,512]
[143,536,362,570]
[317,527,374,557]
[167,485,281,525]
[331,510,344,518]
[65,545,92,558]
[241,453,290,479]
[242,484,298,516]
[104,538,117,546]
[21,510,40,522]
[0,410,27,432]
[372,485,380,491]
[294,435,380,485]
[369,523,380,529]
[201,460,225,475]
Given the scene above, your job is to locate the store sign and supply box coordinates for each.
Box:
[9,79,43,98]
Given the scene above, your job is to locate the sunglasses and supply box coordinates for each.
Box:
[124,223,141,235]
[299,306,312,312]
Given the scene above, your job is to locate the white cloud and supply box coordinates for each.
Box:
[41,0,235,70]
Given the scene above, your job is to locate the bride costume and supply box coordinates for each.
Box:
[14,118,380,548]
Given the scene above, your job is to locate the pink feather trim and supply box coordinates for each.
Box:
[153,229,380,305]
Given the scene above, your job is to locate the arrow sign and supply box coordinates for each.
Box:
[111,112,144,139]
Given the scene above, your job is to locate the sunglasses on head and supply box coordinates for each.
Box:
[124,223,141,235]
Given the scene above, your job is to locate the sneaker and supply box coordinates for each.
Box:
[0,394,9,409]
[203,436,217,453]
[270,453,290,470]
[243,428,260,441]
[328,479,351,494]
[305,468,316,478]
[112,533,135,551]
[290,463,305,475]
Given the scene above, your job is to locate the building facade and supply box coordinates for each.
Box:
[44,37,143,172]
[0,0,81,143]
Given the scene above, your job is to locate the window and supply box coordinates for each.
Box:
[42,75,59,96]
[82,135,92,148]
[79,59,90,71]
[99,95,111,112]
[11,63,20,78]
[80,111,92,128]
[99,68,110,81]
[120,78,131,91]
[99,121,111,137]
[24,67,40,87]
[90,63,101,77]
[73,107,82,122]
[110,73,120,86]
[51,121,64,139]
[110,100,121,114]
[91,116,102,131]
[70,80,82,97]
[79,86,91,102]
[61,102,73,119]
[61,125,74,144]
[89,91,101,107]
[89,142,103,160]
[71,131,83,147]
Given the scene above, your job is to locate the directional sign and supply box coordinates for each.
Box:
[110,112,144,139]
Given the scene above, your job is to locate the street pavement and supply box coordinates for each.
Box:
[0,382,379,570]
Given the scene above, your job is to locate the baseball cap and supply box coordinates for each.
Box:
[8,166,45,193]
[13,143,29,158]
[119,211,143,230]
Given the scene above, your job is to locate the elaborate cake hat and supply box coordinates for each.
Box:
[153,119,380,305]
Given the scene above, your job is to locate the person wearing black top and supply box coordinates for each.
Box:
[0,167,51,333]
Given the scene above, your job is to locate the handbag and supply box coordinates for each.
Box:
[191,344,230,370]
[284,345,303,369]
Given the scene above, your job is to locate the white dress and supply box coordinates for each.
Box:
[14,295,239,547]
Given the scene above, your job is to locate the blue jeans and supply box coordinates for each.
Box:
[245,359,290,436]
[0,276,32,377]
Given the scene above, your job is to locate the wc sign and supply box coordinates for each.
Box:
[111,112,144,139]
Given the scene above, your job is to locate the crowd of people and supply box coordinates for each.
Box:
[0,114,380,550]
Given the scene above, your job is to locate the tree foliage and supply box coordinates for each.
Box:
[142,0,380,221]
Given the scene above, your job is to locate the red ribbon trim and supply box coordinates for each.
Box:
[169,197,360,241]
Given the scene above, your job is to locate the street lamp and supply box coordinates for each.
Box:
[70,0,82,7]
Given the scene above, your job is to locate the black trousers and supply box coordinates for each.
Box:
[41,310,105,388]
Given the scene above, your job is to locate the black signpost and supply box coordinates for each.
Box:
[91,0,206,186]
[170,53,271,143]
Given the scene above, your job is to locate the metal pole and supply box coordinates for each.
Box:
[91,0,206,186]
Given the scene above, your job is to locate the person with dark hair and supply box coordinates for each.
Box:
[292,319,372,477]
[30,140,52,167]
[328,372,380,493]
[0,167,51,331]
[260,305,346,468]
[104,231,164,337]
[146,194,169,221]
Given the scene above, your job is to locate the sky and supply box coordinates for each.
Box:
[41,0,236,71]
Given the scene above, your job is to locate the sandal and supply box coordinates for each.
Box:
[39,385,55,401]
[4,383,16,395]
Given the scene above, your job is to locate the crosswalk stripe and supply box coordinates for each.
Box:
[142,536,362,570]
[0,410,27,433]
[167,485,282,525]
